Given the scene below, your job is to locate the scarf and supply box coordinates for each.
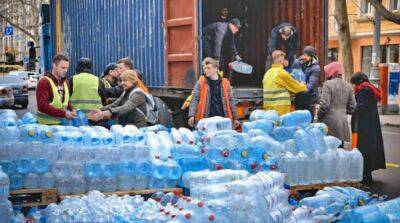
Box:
[355,81,381,101]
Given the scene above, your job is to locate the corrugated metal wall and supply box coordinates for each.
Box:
[50,0,165,86]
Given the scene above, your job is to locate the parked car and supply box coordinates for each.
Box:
[0,85,14,108]
[0,65,23,75]
[9,71,40,89]
[0,74,29,108]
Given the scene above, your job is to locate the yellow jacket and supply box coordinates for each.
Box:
[263,64,306,115]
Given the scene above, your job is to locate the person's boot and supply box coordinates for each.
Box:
[361,171,373,186]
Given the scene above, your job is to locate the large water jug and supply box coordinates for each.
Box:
[137,159,153,176]
[83,131,101,147]
[71,109,88,127]
[20,112,37,124]
[250,136,283,157]
[291,68,306,83]
[196,116,232,132]
[279,110,312,128]
[178,157,208,173]
[10,174,23,190]
[32,157,50,174]
[98,131,114,146]
[3,126,20,143]
[242,119,274,134]
[0,109,18,127]
[170,128,183,144]
[336,149,351,182]
[0,200,11,223]
[36,125,53,143]
[349,149,364,182]
[270,126,297,142]
[152,158,169,179]
[294,129,315,156]
[249,109,279,122]
[0,160,16,176]
[22,173,39,189]
[19,124,38,142]
[39,172,55,189]
[325,136,341,150]
[171,144,201,160]
[179,127,196,145]
[166,159,182,180]
[157,131,174,157]
[0,166,10,200]
[111,125,131,144]
[308,127,328,154]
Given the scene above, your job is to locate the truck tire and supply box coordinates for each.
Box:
[154,97,173,127]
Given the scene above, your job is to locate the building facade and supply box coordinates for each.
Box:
[328,0,400,75]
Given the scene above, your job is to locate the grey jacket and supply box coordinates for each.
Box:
[101,86,147,127]
[188,77,238,120]
[317,77,356,141]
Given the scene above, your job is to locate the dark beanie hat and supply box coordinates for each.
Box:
[303,45,316,57]
[103,62,117,77]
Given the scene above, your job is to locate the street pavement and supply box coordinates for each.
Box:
[10,90,400,198]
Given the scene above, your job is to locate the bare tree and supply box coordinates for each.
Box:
[334,0,354,81]
[0,0,45,45]
[367,0,400,24]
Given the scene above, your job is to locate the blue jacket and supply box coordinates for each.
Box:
[202,22,238,61]
[293,57,321,104]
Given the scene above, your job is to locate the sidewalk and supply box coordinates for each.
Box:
[380,114,400,127]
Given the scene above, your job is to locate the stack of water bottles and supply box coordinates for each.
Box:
[248,109,364,185]
[292,186,371,222]
[340,197,400,223]
[182,169,293,223]
[40,190,215,223]
[0,166,12,223]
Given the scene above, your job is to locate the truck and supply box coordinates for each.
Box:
[41,0,328,127]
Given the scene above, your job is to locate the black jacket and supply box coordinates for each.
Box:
[202,22,238,61]
[267,22,300,61]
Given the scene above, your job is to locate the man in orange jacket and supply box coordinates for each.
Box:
[188,57,240,128]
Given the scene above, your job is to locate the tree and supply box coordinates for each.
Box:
[334,0,354,81]
[367,0,400,24]
[0,0,47,46]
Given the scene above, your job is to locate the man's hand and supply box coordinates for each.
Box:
[87,109,102,121]
[181,101,191,110]
[188,117,195,127]
[233,120,241,128]
[65,110,76,120]
[235,55,242,62]
[102,110,112,119]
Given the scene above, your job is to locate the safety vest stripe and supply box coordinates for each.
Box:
[70,99,102,104]
[36,112,61,121]
[263,89,288,94]
[263,97,291,101]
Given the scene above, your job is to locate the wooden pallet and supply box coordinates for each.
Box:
[9,188,58,207]
[289,182,362,196]
[59,188,183,200]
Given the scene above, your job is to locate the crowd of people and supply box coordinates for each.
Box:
[34,11,385,185]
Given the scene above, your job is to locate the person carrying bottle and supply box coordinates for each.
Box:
[188,57,240,128]
[36,54,75,125]
[262,50,306,115]
[292,46,321,120]
[350,72,386,185]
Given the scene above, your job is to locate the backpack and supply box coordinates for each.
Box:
[129,88,159,124]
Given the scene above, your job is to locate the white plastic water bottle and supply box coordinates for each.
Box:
[348,148,364,182]
[0,166,10,201]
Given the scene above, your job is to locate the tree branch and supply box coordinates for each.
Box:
[0,13,36,41]
[367,0,400,24]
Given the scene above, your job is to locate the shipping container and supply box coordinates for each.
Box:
[41,0,328,127]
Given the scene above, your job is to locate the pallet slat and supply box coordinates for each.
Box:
[289,182,362,195]
[9,188,58,207]
[59,188,183,200]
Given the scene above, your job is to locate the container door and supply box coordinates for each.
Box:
[164,0,199,88]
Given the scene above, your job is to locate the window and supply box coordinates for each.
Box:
[361,44,399,75]
[328,48,339,63]
[390,0,400,11]
[360,0,373,14]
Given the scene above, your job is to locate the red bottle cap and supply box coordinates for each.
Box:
[197,202,204,207]
[209,214,215,221]
[251,163,257,169]
[215,164,223,170]
[185,212,191,219]
[222,149,230,157]
[201,147,206,154]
